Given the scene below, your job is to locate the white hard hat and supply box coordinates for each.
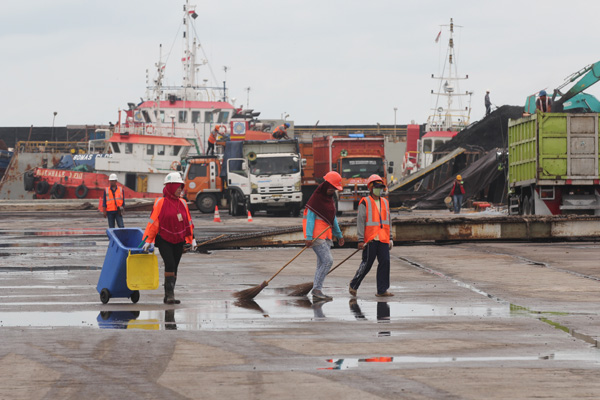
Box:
[486,89,490,92]
[108,173,118,181]
[164,172,184,185]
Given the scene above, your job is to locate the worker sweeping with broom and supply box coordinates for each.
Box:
[348,174,394,298]
[141,172,196,304]
[303,171,345,301]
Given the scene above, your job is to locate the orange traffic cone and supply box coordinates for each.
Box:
[247,210,253,222]
[213,206,221,222]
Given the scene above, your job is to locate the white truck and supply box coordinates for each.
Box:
[223,139,304,216]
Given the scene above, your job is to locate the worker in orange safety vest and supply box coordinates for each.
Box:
[349,174,394,297]
[102,173,125,228]
[207,125,220,156]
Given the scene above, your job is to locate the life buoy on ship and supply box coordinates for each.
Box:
[146,124,154,135]
[75,184,89,199]
[170,161,181,171]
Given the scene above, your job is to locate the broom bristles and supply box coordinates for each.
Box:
[286,281,314,297]
[233,281,268,300]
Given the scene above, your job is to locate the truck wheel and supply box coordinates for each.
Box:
[290,205,301,217]
[230,192,239,216]
[196,193,217,213]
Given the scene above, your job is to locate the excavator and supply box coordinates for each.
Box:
[524,60,600,113]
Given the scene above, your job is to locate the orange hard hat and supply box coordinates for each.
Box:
[324,171,343,190]
[366,174,384,188]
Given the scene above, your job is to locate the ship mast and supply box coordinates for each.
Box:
[427,18,472,132]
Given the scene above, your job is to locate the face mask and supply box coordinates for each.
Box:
[373,188,382,197]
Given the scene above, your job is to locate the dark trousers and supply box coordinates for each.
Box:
[350,240,390,294]
[107,211,124,228]
[207,142,215,156]
[155,235,184,276]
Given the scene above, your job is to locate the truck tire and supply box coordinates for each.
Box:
[35,180,49,195]
[50,183,66,199]
[290,205,301,218]
[75,184,88,199]
[23,171,35,191]
[230,192,240,216]
[195,193,217,213]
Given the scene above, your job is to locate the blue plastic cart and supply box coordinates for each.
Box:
[97,228,147,304]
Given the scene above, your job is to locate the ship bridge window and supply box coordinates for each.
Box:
[217,111,230,123]
[157,145,165,156]
[142,110,152,123]
[146,144,154,155]
[154,110,166,123]
[191,111,201,123]
[205,112,214,123]
[170,146,182,156]
[187,163,207,180]
[423,139,432,153]
[178,111,187,123]
[433,139,445,150]
[111,143,121,153]
[125,143,133,154]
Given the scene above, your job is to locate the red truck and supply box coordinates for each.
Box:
[310,135,387,213]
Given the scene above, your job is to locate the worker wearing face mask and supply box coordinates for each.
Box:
[349,174,394,298]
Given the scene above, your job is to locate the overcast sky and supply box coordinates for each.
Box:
[2,0,599,128]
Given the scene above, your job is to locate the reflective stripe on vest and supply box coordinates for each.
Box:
[302,208,332,240]
[361,196,390,243]
[105,187,124,212]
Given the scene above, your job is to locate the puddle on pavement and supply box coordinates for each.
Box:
[0,266,101,272]
[0,296,510,330]
[0,241,99,248]
[319,352,600,369]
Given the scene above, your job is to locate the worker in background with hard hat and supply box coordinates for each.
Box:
[272,122,291,140]
[536,90,552,113]
[449,174,466,214]
[349,174,394,298]
[141,172,197,305]
[207,125,220,156]
[303,171,345,301]
[102,174,125,228]
[485,89,491,117]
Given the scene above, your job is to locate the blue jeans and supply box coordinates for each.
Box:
[107,211,124,228]
[453,194,463,214]
[312,239,333,291]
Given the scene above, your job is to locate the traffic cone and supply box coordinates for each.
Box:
[247,210,253,222]
[213,206,221,222]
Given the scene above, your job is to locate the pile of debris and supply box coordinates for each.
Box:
[436,105,524,153]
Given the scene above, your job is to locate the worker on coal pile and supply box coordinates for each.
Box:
[349,174,394,298]
[485,89,491,116]
[102,174,125,228]
[536,90,552,113]
[207,125,219,156]
[449,174,466,214]
[303,171,345,301]
[141,172,197,304]
[272,122,291,140]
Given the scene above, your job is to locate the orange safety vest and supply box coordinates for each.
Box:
[104,187,124,212]
[208,130,218,144]
[302,208,332,240]
[360,195,390,244]
[272,125,286,139]
[143,197,194,244]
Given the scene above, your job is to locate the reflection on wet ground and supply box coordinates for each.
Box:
[320,353,600,369]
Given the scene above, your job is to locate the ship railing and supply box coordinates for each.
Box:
[17,141,89,154]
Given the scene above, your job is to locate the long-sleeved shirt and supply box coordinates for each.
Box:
[304,209,342,240]
[356,198,393,243]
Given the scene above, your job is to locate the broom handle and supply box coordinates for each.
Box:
[326,240,370,276]
[266,225,330,284]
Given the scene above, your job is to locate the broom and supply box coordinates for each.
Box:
[286,245,363,297]
[189,233,227,252]
[233,226,330,300]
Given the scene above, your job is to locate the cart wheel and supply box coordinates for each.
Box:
[100,288,110,304]
[130,290,140,304]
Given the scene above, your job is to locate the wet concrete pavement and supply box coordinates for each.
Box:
[1,210,600,399]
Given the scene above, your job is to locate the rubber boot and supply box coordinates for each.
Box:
[164,276,181,305]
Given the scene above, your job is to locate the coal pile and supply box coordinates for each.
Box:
[436,105,523,152]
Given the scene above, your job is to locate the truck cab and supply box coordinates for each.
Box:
[183,156,223,213]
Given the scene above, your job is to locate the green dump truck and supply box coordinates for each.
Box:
[508,112,600,215]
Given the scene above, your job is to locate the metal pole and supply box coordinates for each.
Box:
[393,107,397,137]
